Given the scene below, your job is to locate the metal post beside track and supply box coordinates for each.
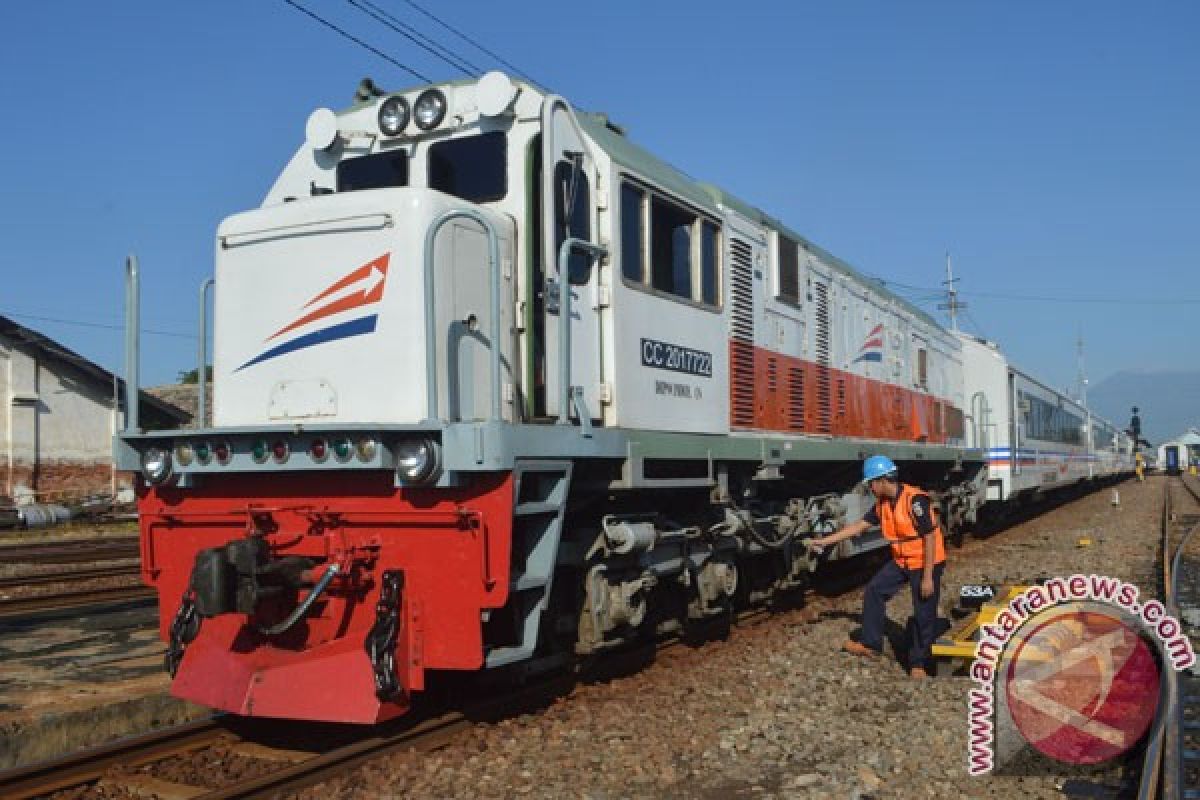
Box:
[123,254,140,433]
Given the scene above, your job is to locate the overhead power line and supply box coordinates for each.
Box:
[348,0,481,77]
[868,275,1200,306]
[396,0,542,87]
[283,0,432,83]
[2,310,196,340]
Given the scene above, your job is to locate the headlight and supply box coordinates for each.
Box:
[396,438,438,482]
[413,89,447,130]
[141,447,172,485]
[377,95,410,136]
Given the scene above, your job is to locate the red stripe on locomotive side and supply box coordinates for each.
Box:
[729,342,964,444]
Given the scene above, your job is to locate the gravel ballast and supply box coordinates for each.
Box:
[288,477,1162,799]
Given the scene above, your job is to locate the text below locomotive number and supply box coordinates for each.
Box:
[640,338,713,378]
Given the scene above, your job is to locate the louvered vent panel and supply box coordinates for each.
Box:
[815,282,832,433]
[787,367,805,430]
[729,239,756,428]
[837,378,846,419]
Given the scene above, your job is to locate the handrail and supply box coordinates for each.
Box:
[422,209,503,423]
[197,278,214,429]
[124,254,140,433]
[556,237,607,428]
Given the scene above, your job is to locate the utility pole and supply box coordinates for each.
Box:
[938,252,966,331]
[1076,327,1088,406]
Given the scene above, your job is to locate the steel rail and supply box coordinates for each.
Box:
[1139,479,1173,800]
[0,537,139,565]
[0,584,156,617]
[0,564,140,589]
[1165,475,1200,800]
[0,590,814,798]
[0,718,224,800]
[1139,476,1200,800]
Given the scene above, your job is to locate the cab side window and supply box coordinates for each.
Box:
[620,179,720,308]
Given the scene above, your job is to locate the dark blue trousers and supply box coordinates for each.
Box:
[859,559,945,668]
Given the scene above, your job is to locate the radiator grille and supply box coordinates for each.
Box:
[730,239,755,427]
[814,282,832,433]
[787,367,805,430]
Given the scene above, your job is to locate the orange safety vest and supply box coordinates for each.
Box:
[877,483,946,570]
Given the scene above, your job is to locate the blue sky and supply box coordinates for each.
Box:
[1,1,1196,393]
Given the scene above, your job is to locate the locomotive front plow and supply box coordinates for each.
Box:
[139,473,514,724]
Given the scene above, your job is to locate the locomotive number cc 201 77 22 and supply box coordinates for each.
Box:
[640,338,713,378]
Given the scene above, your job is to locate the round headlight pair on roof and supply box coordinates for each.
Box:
[377,89,447,136]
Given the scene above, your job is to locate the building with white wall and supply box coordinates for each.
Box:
[1,315,188,504]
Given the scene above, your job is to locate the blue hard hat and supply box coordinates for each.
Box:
[863,455,898,482]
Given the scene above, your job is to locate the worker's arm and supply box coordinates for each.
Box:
[809,519,871,549]
[920,533,936,599]
[912,494,937,599]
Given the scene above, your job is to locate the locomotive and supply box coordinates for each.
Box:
[115,72,1130,723]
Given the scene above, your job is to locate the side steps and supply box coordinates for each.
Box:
[485,460,572,668]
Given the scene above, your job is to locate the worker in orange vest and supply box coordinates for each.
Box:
[808,455,946,678]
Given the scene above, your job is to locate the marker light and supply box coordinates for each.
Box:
[355,437,378,462]
[174,443,194,467]
[272,440,290,463]
[213,442,232,465]
[378,95,410,136]
[195,442,212,465]
[333,438,354,463]
[413,89,447,130]
[141,447,172,485]
[252,440,269,464]
[310,439,328,463]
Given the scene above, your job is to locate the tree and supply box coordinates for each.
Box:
[177,366,213,384]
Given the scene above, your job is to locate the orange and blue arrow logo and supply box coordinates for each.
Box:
[236,253,389,371]
[853,323,884,364]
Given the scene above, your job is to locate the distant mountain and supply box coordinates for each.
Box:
[1087,370,1200,445]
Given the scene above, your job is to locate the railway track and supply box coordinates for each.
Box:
[0,537,139,565]
[0,492,1102,798]
[0,583,156,617]
[0,595,788,798]
[1137,474,1200,800]
[0,564,141,589]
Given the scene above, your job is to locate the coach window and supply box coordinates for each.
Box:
[428,131,507,203]
[776,233,800,306]
[620,183,645,282]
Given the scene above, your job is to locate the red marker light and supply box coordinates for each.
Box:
[213,442,231,464]
[310,439,327,461]
[272,440,289,463]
